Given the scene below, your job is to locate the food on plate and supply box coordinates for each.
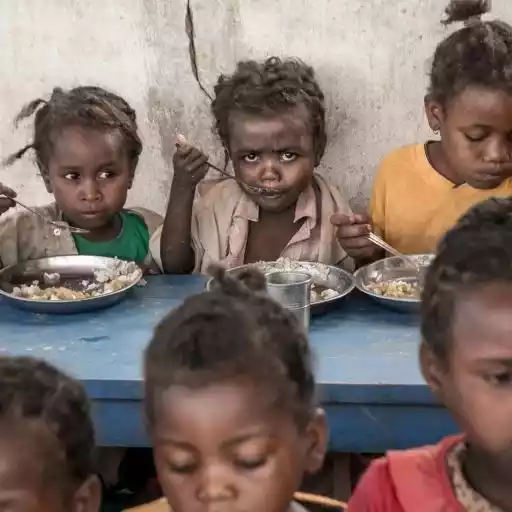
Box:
[255,258,341,303]
[366,279,420,299]
[10,260,140,301]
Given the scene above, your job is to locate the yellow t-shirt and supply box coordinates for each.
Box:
[369,144,512,254]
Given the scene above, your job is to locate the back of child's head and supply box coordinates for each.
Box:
[144,266,326,512]
[421,196,512,359]
[145,265,315,427]
[211,57,327,163]
[0,356,99,512]
[430,0,512,105]
[5,86,141,171]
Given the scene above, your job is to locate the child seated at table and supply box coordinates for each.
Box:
[334,0,512,265]
[0,86,162,270]
[0,356,100,512]
[348,195,512,511]
[159,57,353,274]
[132,265,340,512]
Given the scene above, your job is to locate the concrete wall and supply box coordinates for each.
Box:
[1,0,511,213]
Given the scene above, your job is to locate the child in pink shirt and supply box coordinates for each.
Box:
[349,195,512,510]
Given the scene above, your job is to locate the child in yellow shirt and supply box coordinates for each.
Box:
[334,0,512,264]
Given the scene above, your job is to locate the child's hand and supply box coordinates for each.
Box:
[172,134,209,188]
[0,183,16,216]
[331,212,381,262]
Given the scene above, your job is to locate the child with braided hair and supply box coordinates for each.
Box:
[349,196,512,510]
[0,356,100,512]
[128,265,337,512]
[335,0,512,265]
[0,86,162,270]
[160,57,353,274]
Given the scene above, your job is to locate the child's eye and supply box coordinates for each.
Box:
[167,461,197,474]
[234,457,267,470]
[280,151,297,162]
[465,132,488,142]
[63,172,80,181]
[98,171,114,180]
[243,153,259,163]
[487,372,512,386]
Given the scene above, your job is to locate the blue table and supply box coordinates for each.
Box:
[0,276,457,452]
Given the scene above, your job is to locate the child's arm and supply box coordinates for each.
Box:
[331,212,383,267]
[160,136,208,274]
[0,183,16,217]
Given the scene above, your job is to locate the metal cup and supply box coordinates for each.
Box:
[265,271,312,331]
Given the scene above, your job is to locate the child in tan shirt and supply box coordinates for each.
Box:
[159,57,353,274]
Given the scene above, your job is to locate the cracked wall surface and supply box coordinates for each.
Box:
[1,0,510,212]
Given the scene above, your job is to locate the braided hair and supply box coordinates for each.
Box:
[145,266,316,430]
[421,197,512,359]
[211,57,326,165]
[5,86,142,171]
[429,0,512,106]
[0,356,95,487]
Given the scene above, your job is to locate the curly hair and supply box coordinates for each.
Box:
[4,86,142,171]
[0,356,95,487]
[421,197,512,359]
[211,57,326,164]
[144,266,316,429]
[429,0,512,105]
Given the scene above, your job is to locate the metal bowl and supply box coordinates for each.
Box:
[354,254,434,313]
[207,260,355,315]
[0,255,143,314]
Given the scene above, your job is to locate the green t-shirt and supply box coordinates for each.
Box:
[73,211,149,263]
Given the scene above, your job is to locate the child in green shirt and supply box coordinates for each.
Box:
[0,86,162,270]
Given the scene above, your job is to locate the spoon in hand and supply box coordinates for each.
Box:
[176,134,277,195]
[1,195,90,234]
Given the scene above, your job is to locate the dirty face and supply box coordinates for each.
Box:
[228,105,317,213]
[44,125,134,239]
[426,86,512,189]
[152,379,326,512]
[422,283,512,483]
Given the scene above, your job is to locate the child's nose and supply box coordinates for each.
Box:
[196,464,236,504]
[80,179,102,202]
[259,156,281,182]
[484,138,511,164]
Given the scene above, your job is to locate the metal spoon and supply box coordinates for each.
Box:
[2,196,90,234]
[175,134,276,195]
[366,232,422,272]
[205,161,277,195]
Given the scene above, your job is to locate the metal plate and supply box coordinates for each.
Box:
[0,256,143,314]
[354,254,434,313]
[207,260,355,315]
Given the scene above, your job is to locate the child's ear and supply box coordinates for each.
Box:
[38,164,53,193]
[72,474,102,512]
[304,408,328,474]
[424,94,444,133]
[419,340,446,400]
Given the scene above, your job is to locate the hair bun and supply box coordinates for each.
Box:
[207,265,267,296]
[443,0,491,26]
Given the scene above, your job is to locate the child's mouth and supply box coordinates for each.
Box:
[244,184,284,197]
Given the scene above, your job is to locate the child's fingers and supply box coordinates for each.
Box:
[182,150,208,169]
[0,184,16,198]
[330,213,354,226]
[337,223,371,239]
[0,197,15,212]
[175,134,188,148]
